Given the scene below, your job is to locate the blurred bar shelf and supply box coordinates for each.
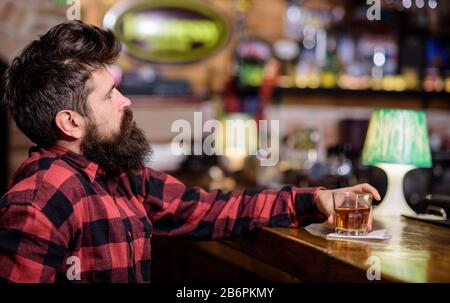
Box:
[276,87,450,99]
[237,85,450,109]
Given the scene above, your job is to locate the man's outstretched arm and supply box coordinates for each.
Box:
[137,167,328,240]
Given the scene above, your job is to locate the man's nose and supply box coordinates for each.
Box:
[118,92,131,109]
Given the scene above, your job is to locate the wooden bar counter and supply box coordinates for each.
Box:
[152,216,450,282]
[215,216,450,282]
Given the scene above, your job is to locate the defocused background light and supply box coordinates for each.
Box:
[416,0,425,8]
[428,0,437,9]
[403,0,412,9]
[287,5,301,22]
[373,49,386,67]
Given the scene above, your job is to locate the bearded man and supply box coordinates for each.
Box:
[0,21,380,282]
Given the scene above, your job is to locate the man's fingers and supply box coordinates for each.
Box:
[354,183,381,201]
[327,213,334,225]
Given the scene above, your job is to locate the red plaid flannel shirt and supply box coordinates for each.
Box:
[0,146,326,282]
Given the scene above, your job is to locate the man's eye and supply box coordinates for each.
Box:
[106,89,115,100]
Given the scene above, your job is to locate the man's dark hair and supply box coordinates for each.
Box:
[1,20,121,147]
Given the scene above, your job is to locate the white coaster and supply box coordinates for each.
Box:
[326,229,391,240]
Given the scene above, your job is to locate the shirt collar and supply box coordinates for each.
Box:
[29,145,99,182]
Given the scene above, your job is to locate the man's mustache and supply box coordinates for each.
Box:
[120,109,134,134]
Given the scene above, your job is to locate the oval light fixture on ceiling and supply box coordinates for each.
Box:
[103,0,230,64]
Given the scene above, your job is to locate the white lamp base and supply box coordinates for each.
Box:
[373,164,417,218]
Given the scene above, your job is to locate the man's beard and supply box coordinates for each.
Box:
[81,109,152,178]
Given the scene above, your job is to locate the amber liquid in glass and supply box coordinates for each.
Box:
[335,207,370,234]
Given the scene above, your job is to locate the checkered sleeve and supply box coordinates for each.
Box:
[0,203,68,282]
[141,168,327,240]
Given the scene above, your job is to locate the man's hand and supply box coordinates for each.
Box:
[314,183,381,231]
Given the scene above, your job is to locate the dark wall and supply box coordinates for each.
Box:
[0,60,8,195]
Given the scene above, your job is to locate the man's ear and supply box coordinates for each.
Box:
[54,110,85,140]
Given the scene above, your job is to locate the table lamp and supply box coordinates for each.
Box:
[362,109,432,217]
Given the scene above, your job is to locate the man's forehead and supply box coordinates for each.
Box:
[88,67,114,92]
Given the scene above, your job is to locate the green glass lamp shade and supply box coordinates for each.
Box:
[362,109,432,168]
